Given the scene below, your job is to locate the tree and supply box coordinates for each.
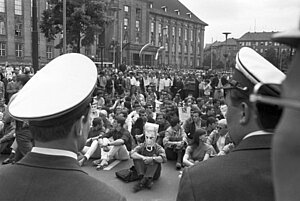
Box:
[40,0,110,53]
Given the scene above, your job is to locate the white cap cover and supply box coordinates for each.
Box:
[8,53,97,121]
[236,47,285,85]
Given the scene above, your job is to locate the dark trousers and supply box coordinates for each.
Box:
[133,159,161,180]
[165,147,184,163]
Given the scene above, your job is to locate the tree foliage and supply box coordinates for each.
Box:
[40,0,110,53]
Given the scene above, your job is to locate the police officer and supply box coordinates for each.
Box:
[0,53,126,201]
[177,47,285,201]
[271,20,300,201]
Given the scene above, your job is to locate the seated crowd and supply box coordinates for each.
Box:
[0,67,234,193]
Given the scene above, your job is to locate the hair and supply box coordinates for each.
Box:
[30,105,90,142]
[115,116,126,127]
[16,74,30,86]
[229,88,280,130]
[92,117,103,127]
[169,116,180,127]
[206,117,217,127]
[192,129,207,146]
[156,112,166,120]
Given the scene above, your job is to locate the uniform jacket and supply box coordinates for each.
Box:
[177,134,274,201]
[0,152,126,201]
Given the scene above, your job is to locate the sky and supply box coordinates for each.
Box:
[179,0,300,45]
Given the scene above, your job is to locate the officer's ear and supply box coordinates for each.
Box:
[73,116,85,137]
[239,102,250,124]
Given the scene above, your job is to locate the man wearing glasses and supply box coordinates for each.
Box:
[177,47,285,201]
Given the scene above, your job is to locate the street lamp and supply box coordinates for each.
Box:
[222,32,231,71]
[110,6,121,68]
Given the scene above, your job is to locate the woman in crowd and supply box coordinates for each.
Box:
[183,129,216,167]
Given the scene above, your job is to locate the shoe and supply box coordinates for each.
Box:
[2,153,15,165]
[144,177,154,189]
[92,159,102,166]
[176,162,182,170]
[133,178,146,193]
[96,160,108,171]
[78,156,87,167]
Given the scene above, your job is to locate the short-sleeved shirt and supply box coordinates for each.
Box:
[131,143,167,163]
[103,128,132,151]
[185,143,216,162]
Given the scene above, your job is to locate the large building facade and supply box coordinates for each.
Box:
[0,0,207,69]
[102,0,207,68]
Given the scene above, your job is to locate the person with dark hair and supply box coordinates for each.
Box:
[183,110,206,145]
[182,129,216,167]
[177,47,285,201]
[206,116,217,134]
[155,112,170,146]
[96,116,132,170]
[78,117,105,166]
[12,73,33,162]
[163,116,187,170]
[0,54,126,201]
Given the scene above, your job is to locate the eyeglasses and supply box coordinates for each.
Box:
[223,79,248,97]
[250,83,285,131]
[250,83,300,109]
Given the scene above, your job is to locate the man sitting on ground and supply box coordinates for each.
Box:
[96,116,132,170]
[131,123,166,192]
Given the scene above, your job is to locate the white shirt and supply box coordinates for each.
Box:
[31,147,77,160]
[243,130,272,140]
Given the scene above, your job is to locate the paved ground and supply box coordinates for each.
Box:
[0,154,182,201]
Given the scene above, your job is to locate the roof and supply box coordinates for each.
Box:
[239,31,279,41]
[149,0,208,25]
[204,39,237,50]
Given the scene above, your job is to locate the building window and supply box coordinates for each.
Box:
[197,30,201,42]
[165,25,169,37]
[46,46,53,59]
[149,3,153,9]
[190,30,193,41]
[15,23,22,37]
[165,42,168,51]
[0,0,5,12]
[184,29,187,40]
[136,8,141,17]
[179,44,182,53]
[265,41,268,46]
[150,22,154,33]
[124,5,129,12]
[136,20,140,32]
[15,43,23,57]
[256,42,259,46]
[158,23,162,36]
[0,21,5,35]
[0,42,5,56]
[124,18,128,30]
[15,0,22,15]
[184,44,188,53]
[150,22,155,45]
[172,43,175,53]
[172,27,175,37]
[178,27,182,38]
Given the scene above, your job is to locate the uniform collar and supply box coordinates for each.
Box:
[242,130,272,140]
[31,147,77,160]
